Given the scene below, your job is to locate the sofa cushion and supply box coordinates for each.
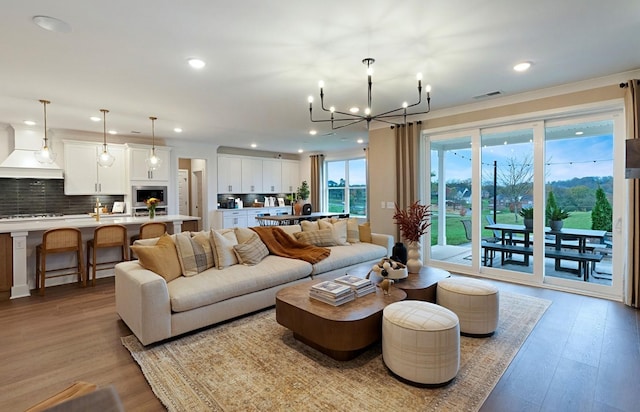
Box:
[174,232,214,276]
[359,222,372,243]
[131,233,182,282]
[294,228,338,247]
[167,255,312,312]
[233,233,269,265]
[211,229,239,269]
[276,224,301,240]
[318,218,349,245]
[311,242,387,275]
[346,218,361,244]
[300,220,319,231]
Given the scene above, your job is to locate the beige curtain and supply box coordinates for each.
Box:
[310,154,324,213]
[394,121,422,240]
[624,79,640,308]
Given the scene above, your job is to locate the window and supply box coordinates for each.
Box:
[326,158,367,217]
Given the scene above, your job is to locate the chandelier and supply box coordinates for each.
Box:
[97,109,115,167]
[308,58,432,131]
[146,116,162,171]
[34,99,56,164]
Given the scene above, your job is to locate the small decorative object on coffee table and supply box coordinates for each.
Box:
[368,257,407,281]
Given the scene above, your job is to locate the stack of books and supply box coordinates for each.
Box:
[309,281,355,306]
[334,274,376,297]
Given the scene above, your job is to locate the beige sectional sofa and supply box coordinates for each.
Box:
[115,222,392,345]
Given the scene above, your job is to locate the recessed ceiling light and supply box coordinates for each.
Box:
[90,116,101,122]
[108,130,117,135]
[187,58,206,69]
[309,130,317,136]
[575,131,584,135]
[173,127,183,133]
[349,107,360,113]
[32,15,71,33]
[513,61,532,72]
[250,143,257,148]
[298,149,304,153]
[357,138,364,144]
[23,120,36,126]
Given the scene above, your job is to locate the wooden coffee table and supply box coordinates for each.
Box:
[347,263,451,302]
[275,280,406,361]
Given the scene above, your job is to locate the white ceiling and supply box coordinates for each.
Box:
[1,0,639,154]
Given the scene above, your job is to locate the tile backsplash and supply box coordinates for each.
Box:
[0,178,125,216]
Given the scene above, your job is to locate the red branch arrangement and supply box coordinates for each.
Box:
[393,201,432,243]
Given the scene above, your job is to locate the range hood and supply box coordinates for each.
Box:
[0,125,63,179]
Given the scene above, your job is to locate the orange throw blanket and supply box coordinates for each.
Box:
[251,226,331,264]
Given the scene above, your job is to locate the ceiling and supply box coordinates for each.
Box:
[1,0,639,154]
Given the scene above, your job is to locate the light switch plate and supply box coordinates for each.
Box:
[386,202,395,209]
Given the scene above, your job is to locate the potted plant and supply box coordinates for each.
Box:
[548,207,570,231]
[519,207,534,230]
[296,180,310,202]
[293,181,310,215]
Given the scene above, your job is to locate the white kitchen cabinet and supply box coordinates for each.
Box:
[262,159,282,193]
[281,160,300,194]
[241,158,263,193]
[217,156,242,193]
[64,141,127,195]
[246,208,265,228]
[128,146,170,182]
[213,209,248,229]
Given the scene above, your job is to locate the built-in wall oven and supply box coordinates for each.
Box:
[132,185,167,216]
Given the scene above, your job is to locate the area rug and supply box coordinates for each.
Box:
[122,291,550,412]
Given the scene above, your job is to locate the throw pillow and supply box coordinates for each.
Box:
[346,218,360,244]
[318,218,349,245]
[294,228,339,247]
[233,233,269,265]
[234,227,256,244]
[359,222,372,243]
[174,232,214,276]
[130,233,182,282]
[211,229,239,269]
[300,220,319,232]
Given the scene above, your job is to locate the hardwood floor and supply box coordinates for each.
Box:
[0,277,638,411]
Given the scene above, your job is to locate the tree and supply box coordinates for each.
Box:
[495,154,533,221]
[591,186,612,231]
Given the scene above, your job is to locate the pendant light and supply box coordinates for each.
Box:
[145,116,162,171]
[97,109,115,167]
[34,99,57,164]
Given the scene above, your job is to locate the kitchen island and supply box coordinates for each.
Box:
[0,214,199,299]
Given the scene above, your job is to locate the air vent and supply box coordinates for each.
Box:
[473,90,503,99]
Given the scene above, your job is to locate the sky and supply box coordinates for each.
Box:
[432,134,614,184]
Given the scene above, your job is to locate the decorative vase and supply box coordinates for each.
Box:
[406,240,423,273]
[550,220,563,231]
[392,242,408,264]
[524,218,533,230]
[293,201,303,216]
[149,208,155,219]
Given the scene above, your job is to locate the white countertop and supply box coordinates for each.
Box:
[0,214,199,234]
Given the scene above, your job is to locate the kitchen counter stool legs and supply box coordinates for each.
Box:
[35,227,85,296]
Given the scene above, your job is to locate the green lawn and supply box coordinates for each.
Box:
[430,211,596,246]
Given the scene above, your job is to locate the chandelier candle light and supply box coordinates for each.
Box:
[97,109,115,167]
[146,116,162,171]
[308,58,432,130]
[34,99,56,164]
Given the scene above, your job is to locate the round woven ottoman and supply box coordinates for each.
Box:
[437,277,499,337]
[382,301,460,386]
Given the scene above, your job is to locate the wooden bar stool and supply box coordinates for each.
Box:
[87,224,129,286]
[35,227,85,296]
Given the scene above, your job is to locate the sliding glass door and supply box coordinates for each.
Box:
[424,109,624,300]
